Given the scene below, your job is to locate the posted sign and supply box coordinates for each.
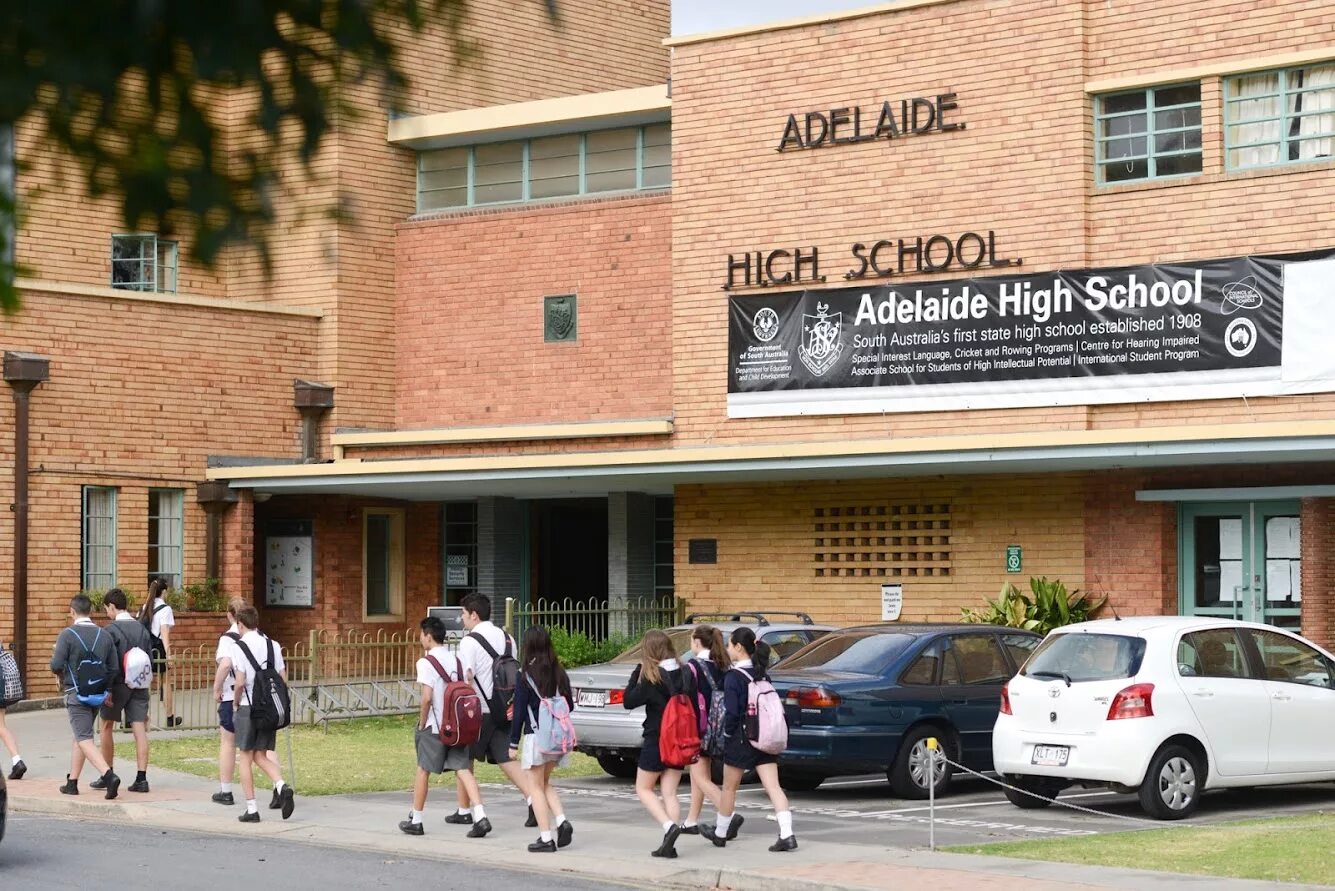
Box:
[881,583,904,621]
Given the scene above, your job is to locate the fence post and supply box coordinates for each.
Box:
[927,736,938,851]
[307,629,320,725]
[504,596,515,636]
[675,597,687,625]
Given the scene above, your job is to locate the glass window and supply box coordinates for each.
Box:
[1022,633,1147,683]
[900,640,942,686]
[442,501,478,606]
[419,147,468,210]
[82,486,118,592]
[1226,62,1335,169]
[1245,629,1335,688]
[609,628,695,664]
[1001,633,1040,671]
[1096,84,1202,184]
[364,508,405,619]
[111,234,178,293]
[148,488,184,589]
[1177,629,1249,679]
[654,496,674,602]
[948,634,1013,685]
[472,141,523,204]
[529,134,580,199]
[782,630,915,674]
[584,127,637,193]
[761,631,809,667]
[641,122,671,188]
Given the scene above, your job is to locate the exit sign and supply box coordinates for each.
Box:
[1006,545,1022,573]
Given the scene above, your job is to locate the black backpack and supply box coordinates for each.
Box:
[468,632,519,724]
[237,636,291,732]
[67,626,111,707]
[140,603,169,669]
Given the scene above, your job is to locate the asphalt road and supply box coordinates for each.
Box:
[0,814,632,891]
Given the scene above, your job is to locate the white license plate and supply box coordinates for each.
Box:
[577,690,607,708]
[1031,745,1070,767]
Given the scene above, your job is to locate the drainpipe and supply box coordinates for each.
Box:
[196,481,239,583]
[293,379,335,463]
[4,350,50,687]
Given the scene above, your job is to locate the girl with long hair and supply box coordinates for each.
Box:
[700,626,796,852]
[680,625,729,835]
[140,576,180,726]
[623,628,692,858]
[507,625,574,853]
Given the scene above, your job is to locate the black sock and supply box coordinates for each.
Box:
[136,771,147,783]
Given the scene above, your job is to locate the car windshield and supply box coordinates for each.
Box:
[1022,632,1147,683]
[609,628,697,664]
[779,631,914,673]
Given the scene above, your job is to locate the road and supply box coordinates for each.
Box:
[0,814,632,891]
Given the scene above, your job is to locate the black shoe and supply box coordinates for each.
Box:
[525,804,538,828]
[527,837,557,853]
[129,778,150,793]
[699,824,726,848]
[103,771,121,800]
[238,811,260,823]
[652,824,681,858]
[8,760,26,780]
[269,788,282,809]
[168,715,183,728]
[556,820,573,848]
[467,817,492,839]
[726,813,745,840]
[769,834,798,853]
[679,824,700,835]
[59,776,79,796]
[212,791,235,806]
[444,811,474,825]
[89,776,108,790]
[279,785,295,820]
[399,820,424,836]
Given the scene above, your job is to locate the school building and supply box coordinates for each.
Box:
[3,0,1335,694]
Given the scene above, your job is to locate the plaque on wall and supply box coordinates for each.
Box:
[265,519,314,608]
[688,538,718,565]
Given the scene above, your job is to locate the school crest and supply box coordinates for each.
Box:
[798,302,843,377]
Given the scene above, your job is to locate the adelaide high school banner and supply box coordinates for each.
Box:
[727,251,1335,418]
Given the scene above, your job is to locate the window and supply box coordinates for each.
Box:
[1226,63,1335,169]
[417,123,672,211]
[1177,629,1249,679]
[442,502,478,606]
[363,508,405,619]
[110,234,178,293]
[1095,84,1202,183]
[148,489,184,589]
[82,486,117,591]
[900,640,943,685]
[945,634,1012,685]
[1001,633,1040,671]
[761,631,810,667]
[654,496,674,602]
[1022,633,1147,683]
[1245,629,1335,689]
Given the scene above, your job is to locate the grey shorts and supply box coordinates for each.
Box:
[469,714,513,766]
[100,685,150,724]
[416,727,471,774]
[234,705,277,753]
[65,697,99,742]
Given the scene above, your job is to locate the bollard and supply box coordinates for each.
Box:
[926,736,938,851]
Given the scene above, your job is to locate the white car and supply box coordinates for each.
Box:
[993,616,1335,819]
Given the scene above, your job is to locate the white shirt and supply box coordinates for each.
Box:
[415,645,459,733]
[149,598,176,637]
[456,620,511,713]
[229,630,285,703]
[216,622,240,703]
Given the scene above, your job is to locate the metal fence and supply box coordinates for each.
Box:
[503,596,683,642]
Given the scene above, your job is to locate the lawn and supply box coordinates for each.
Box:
[946,813,1335,886]
[119,715,603,796]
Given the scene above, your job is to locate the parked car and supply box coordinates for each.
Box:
[769,623,1042,795]
[571,612,835,778]
[993,617,1335,820]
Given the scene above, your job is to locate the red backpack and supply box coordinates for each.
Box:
[426,655,483,748]
[658,670,702,769]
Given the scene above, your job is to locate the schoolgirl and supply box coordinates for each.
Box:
[507,625,575,853]
[624,628,691,858]
[680,624,728,835]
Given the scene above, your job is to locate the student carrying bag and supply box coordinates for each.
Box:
[737,666,788,755]
[238,637,291,732]
[140,603,170,669]
[67,627,111,708]
[426,654,483,748]
[468,632,519,723]
[525,675,576,758]
[659,670,702,769]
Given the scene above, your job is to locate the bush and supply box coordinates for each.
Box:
[961,577,1107,636]
[80,587,140,613]
[182,578,229,612]
[549,628,639,669]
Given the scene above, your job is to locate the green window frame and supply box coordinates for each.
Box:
[147,488,185,589]
[1095,83,1203,185]
[1224,62,1335,170]
[654,495,673,602]
[82,486,118,592]
[417,122,671,212]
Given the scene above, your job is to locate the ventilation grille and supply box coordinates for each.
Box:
[813,503,953,578]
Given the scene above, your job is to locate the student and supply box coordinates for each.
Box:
[507,625,574,853]
[140,577,180,727]
[700,627,796,852]
[623,628,692,859]
[0,641,26,780]
[681,625,729,835]
[400,616,488,836]
[454,592,531,832]
[226,605,294,822]
[212,598,276,806]
[49,594,120,798]
[88,589,153,792]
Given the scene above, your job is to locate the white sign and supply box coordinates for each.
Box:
[266,536,313,607]
[445,555,469,587]
[881,583,903,621]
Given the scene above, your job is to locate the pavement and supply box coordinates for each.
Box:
[3,708,1332,891]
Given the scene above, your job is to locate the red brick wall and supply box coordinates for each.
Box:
[1084,471,1178,617]
[1300,498,1332,647]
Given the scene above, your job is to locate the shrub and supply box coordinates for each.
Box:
[961,577,1107,636]
[182,578,229,612]
[548,628,640,669]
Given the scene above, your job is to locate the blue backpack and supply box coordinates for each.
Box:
[67,627,110,707]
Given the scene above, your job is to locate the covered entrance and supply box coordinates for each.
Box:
[1179,500,1302,629]
[528,498,609,602]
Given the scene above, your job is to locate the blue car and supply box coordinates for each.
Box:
[769,623,1041,796]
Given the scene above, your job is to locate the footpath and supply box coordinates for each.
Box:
[2,709,1321,891]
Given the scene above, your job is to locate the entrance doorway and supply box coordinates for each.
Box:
[528,498,608,603]
[1179,501,1301,629]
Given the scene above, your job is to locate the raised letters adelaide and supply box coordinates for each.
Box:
[778,93,964,151]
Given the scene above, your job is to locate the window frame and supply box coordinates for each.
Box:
[1241,627,1335,689]
[899,639,944,686]
[110,233,179,294]
[1176,628,1252,680]
[362,507,406,621]
[441,501,478,606]
[1094,83,1203,185]
[147,488,185,590]
[1224,63,1335,171]
[82,485,118,592]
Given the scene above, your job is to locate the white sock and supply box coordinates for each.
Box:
[246,799,258,814]
[11,755,21,766]
[275,780,287,793]
[472,805,486,820]
[554,813,566,826]
[526,796,533,806]
[716,813,732,835]
[540,830,553,842]
[777,810,794,839]
[220,782,232,794]
[411,809,424,825]
[457,806,472,816]
[662,820,675,833]
[682,819,697,828]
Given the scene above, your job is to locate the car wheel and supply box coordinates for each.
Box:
[889,726,954,800]
[1003,776,1060,809]
[778,769,826,792]
[596,752,639,780]
[1138,744,1203,820]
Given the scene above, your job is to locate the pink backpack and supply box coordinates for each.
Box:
[737,666,788,755]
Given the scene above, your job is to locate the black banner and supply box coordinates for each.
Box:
[729,253,1312,398]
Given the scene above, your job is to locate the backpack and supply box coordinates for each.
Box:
[238,636,291,732]
[140,603,169,670]
[67,627,110,707]
[737,666,788,755]
[469,631,519,723]
[426,654,484,748]
[0,644,23,708]
[525,674,576,758]
[688,660,728,758]
[658,669,702,769]
[108,621,153,690]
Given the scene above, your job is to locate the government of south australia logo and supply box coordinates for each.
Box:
[799,302,844,377]
[1221,276,1264,314]
[753,307,780,343]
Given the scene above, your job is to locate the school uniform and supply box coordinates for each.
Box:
[101,612,153,725]
[217,623,240,733]
[685,657,724,754]
[457,620,516,765]
[415,645,472,774]
[721,659,777,771]
[144,598,175,674]
[623,658,691,773]
[49,619,116,742]
[228,630,285,753]
[508,666,573,769]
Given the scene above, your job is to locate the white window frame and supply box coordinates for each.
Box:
[82,486,118,592]
[110,233,178,293]
[363,508,406,621]
[148,488,185,589]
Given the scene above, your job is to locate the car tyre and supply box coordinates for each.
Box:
[888,726,954,800]
[1138,744,1203,820]
[596,752,639,780]
[778,769,826,792]
[1003,776,1061,809]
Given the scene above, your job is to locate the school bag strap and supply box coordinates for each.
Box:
[467,630,513,661]
[423,653,460,684]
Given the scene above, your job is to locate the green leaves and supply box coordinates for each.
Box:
[961,577,1108,636]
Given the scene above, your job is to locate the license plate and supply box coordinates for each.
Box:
[1031,745,1070,767]
[577,690,607,708]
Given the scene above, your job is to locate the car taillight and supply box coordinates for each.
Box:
[1107,683,1154,720]
[787,687,841,709]
[608,689,624,706]
[999,681,1012,715]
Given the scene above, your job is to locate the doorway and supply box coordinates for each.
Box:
[528,498,608,604]
[1179,501,1301,629]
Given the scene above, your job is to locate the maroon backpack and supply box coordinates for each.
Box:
[426,655,483,748]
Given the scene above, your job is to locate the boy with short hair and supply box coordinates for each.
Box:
[90,588,153,792]
[226,605,294,822]
[399,616,488,837]
[49,593,120,798]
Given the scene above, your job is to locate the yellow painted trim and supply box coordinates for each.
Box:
[17,278,325,319]
[388,85,671,149]
[1085,47,1335,94]
[333,419,674,449]
[207,420,1335,482]
[664,0,961,48]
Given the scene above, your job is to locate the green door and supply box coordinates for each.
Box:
[1179,501,1301,629]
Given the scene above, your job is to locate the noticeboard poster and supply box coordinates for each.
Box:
[265,519,314,608]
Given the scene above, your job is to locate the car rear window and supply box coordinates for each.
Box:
[609,628,696,664]
[1022,633,1146,683]
[779,631,914,673]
